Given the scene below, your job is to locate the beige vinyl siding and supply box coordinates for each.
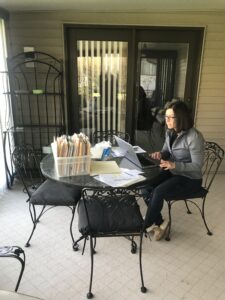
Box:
[174,46,188,100]
[7,10,225,171]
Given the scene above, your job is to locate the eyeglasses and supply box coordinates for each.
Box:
[165,115,176,120]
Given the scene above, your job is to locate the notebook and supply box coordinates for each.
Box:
[114,135,159,170]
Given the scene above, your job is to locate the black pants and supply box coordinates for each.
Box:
[143,170,202,227]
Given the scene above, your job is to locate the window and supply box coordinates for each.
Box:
[0,18,10,193]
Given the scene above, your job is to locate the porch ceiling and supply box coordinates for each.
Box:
[0,0,225,13]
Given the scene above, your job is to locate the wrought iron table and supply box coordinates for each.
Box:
[40,154,160,189]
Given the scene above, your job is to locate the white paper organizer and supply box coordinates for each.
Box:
[51,143,91,177]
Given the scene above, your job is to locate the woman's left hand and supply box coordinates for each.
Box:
[160,159,175,170]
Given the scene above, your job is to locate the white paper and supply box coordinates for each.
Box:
[111,148,127,157]
[120,167,144,175]
[111,145,146,157]
[132,145,146,153]
[90,161,121,176]
[91,141,111,159]
[94,168,146,187]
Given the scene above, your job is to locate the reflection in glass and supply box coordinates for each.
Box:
[136,42,189,152]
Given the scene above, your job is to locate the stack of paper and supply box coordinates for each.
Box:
[94,168,146,187]
[90,161,121,176]
[52,133,91,157]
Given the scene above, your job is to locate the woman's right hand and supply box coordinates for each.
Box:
[150,151,161,160]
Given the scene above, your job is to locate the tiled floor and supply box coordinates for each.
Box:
[1,175,225,300]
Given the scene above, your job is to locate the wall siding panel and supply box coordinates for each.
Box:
[6,10,225,171]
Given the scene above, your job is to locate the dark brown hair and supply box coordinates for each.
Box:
[166,100,193,132]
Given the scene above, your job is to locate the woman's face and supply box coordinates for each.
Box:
[165,108,176,130]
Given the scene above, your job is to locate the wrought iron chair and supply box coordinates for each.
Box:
[78,187,146,299]
[165,141,224,241]
[92,130,130,146]
[0,246,25,291]
[12,146,81,248]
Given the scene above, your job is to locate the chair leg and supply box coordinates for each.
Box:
[70,205,76,245]
[130,236,137,253]
[139,232,147,293]
[131,236,137,254]
[184,200,192,214]
[0,246,26,292]
[14,247,26,292]
[73,234,86,251]
[93,237,97,251]
[82,237,87,255]
[124,236,137,253]
[87,235,94,299]
[82,237,96,255]
[25,204,45,247]
[202,197,213,236]
[165,201,172,241]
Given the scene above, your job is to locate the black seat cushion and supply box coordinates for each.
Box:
[78,195,143,234]
[165,187,208,201]
[30,179,81,206]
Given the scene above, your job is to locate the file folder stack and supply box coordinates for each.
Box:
[51,133,91,177]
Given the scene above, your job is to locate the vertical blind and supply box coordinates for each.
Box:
[77,40,128,139]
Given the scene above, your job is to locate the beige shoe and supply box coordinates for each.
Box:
[146,224,158,234]
[153,220,169,241]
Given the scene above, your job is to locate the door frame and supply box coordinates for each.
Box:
[64,25,204,141]
[64,25,134,136]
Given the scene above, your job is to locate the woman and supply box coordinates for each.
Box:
[143,100,205,240]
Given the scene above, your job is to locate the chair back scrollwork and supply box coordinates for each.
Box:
[12,146,44,197]
[203,141,224,191]
[92,130,130,146]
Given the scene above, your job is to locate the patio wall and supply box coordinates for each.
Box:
[6,10,225,171]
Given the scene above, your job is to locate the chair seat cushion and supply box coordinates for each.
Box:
[165,187,208,201]
[30,179,81,206]
[78,195,143,234]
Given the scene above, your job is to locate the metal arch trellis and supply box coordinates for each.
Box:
[3,51,66,187]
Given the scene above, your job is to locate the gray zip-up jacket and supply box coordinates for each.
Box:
[161,127,205,179]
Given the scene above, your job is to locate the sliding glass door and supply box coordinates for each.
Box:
[65,27,133,141]
[134,29,204,151]
[65,26,203,147]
